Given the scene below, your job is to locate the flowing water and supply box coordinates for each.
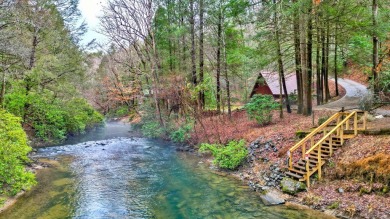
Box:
[0,122,333,219]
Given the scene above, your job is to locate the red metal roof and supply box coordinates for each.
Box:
[259,71,298,96]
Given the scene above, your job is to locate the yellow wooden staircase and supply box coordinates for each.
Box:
[286,111,367,187]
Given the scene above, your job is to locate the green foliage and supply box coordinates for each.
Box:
[106,105,131,118]
[199,140,248,170]
[327,201,340,209]
[141,121,164,138]
[170,123,193,143]
[0,110,36,195]
[28,96,103,142]
[359,92,375,111]
[378,69,390,93]
[244,95,278,125]
[5,88,104,142]
[318,116,330,126]
[3,86,27,118]
[295,130,308,139]
[347,35,372,66]
[63,98,104,134]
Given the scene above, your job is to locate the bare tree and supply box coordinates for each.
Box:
[100,0,165,126]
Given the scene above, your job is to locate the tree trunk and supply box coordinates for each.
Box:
[325,21,330,101]
[149,32,164,127]
[167,0,173,72]
[300,13,308,115]
[321,25,326,103]
[316,14,322,105]
[273,0,291,114]
[305,2,313,115]
[224,48,231,118]
[372,0,379,93]
[181,3,187,73]
[293,0,303,114]
[29,28,38,70]
[334,24,339,96]
[216,6,222,113]
[199,0,205,108]
[190,0,197,85]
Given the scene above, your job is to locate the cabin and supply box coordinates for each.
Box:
[250,71,297,99]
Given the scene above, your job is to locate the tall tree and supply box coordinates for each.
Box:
[293,0,303,114]
[216,0,223,113]
[372,0,379,93]
[199,0,205,107]
[189,0,197,85]
[273,0,291,114]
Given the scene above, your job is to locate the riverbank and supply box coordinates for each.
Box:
[0,158,57,214]
[0,193,25,214]
[189,108,390,219]
[6,111,386,218]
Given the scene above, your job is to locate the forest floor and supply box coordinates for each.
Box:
[190,76,390,218]
[192,108,390,219]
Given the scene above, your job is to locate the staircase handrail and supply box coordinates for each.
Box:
[305,111,356,156]
[302,111,358,187]
[289,112,341,153]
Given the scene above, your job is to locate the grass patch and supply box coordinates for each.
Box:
[336,153,390,185]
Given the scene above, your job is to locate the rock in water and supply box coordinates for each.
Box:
[280,177,306,195]
[259,190,285,206]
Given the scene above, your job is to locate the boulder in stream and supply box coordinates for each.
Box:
[280,177,306,195]
[259,190,285,206]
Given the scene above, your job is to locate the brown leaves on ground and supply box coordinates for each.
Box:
[190,109,333,154]
[297,135,390,219]
[189,104,389,219]
[335,153,390,185]
[296,179,390,219]
[342,63,370,86]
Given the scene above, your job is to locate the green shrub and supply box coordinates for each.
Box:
[141,121,164,138]
[106,105,131,118]
[378,69,390,93]
[63,98,104,134]
[359,92,375,111]
[244,94,278,125]
[170,123,193,143]
[318,116,330,126]
[26,96,104,142]
[5,90,104,142]
[327,201,340,209]
[199,140,248,170]
[295,130,308,139]
[0,110,36,195]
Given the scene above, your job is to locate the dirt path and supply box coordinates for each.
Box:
[315,78,368,111]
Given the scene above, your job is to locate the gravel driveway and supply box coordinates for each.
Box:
[315,78,368,111]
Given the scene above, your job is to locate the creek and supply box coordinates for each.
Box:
[0,122,332,219]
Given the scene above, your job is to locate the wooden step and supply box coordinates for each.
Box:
[315,145,339,151]
[288,168,307,176]
[322,141,342,146]
[308,159,326,166]
[313,150,331,156]
[285,171,304,180]
[322,143,342,148]
[308,154,329,160]
[293,164,307,171]
[325,139,342,144]
[331,137,342,141]
[343,134,355,139]
[309,153,329,159]
[313,148,338,155]
[297,160,316,169]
